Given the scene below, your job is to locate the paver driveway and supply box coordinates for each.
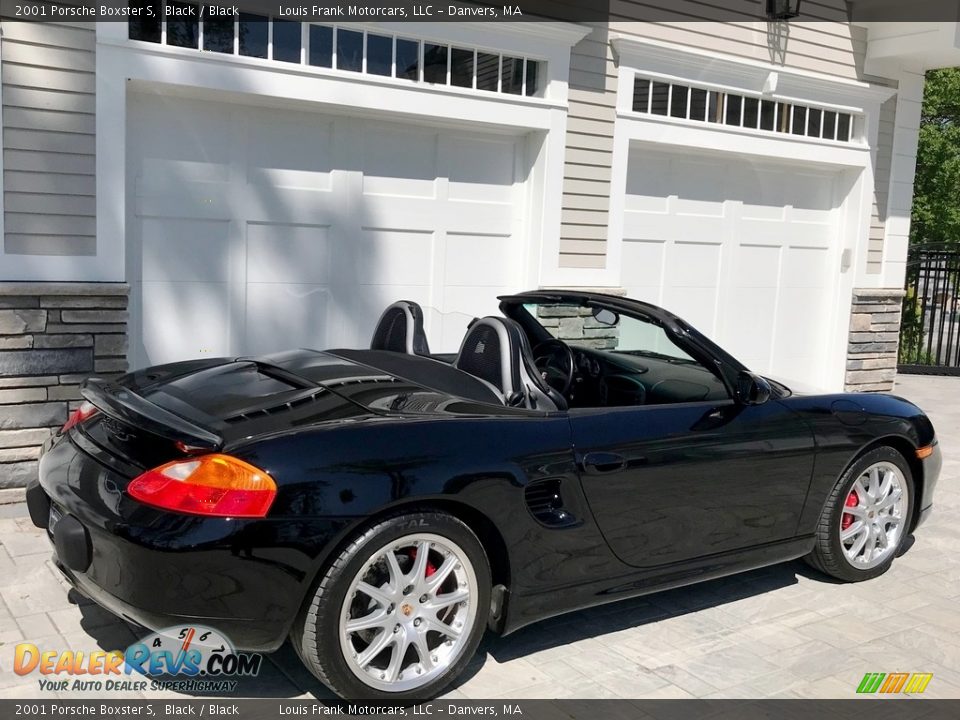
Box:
[0,374,958,700]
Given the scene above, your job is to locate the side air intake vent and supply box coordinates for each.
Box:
[524,478,577,528]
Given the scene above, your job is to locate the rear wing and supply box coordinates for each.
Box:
[79,378,223,451]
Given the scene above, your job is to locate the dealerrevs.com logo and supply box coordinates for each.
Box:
[857,672,933,694]
[13,625,263,694]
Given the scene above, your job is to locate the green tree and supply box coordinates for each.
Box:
[911,68,960,245]
[899,69,960,364]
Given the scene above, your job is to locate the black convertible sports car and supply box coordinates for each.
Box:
[27,290,940,699]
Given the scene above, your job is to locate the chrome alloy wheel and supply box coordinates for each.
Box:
[839,461,908,569]
[339,533,478,693]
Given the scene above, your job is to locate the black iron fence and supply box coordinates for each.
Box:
[899,243,960,375]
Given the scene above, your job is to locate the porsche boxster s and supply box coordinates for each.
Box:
[26,290,941,699]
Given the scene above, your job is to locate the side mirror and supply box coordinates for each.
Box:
[736,371,771,406]
[592,307,619,326]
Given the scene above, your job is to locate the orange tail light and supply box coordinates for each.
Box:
[128,454,276,518]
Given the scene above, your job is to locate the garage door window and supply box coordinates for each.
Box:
[127,8,544,98]
[203,16,233,54]
[633,76,857,144]
[272,19,302,64]
[239,14,268,58]
[309,25,333,68]
[166,2,198,48]
[366,34,393,76]
[336,29,364,71]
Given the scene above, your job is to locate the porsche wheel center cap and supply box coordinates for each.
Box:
[400,603,414,617]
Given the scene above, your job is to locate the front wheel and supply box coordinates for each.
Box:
[293,512,491,700]
[806,446,913,582]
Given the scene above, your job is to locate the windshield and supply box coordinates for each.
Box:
[521,302,697,363]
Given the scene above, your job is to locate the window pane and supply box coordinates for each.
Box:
[743,96,759,128]
[689,88,707,121]
[708,91,721,122]
[523,302,732,407]
[309,25,333,67]
[725,94,742,125]
[777,103,789,133]
[166,2,198,49]
[367,33,392,76]
[501,56,523,94]
[807,108,822,138]
[239,14,267,58]
[837,113,851,142]
[337,29,363,72]
[633,78,650,112]
[203,17,233,53]
[791,105,806,135]
[476,52,498,91]
[525,60,540,96]
[272,20,300,63]
[670,85,688,118]
[451,47,474,88]
[822,110,837,140]
[424,44,448,84]
[396,39,419,80]
[128,1,161,43]
[650,82,669,115]
[760,100,776,131]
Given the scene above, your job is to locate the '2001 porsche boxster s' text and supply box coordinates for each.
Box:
[27,290,941,699]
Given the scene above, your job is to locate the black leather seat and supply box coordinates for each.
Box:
[453,316,567,411]
[370,301,430,355]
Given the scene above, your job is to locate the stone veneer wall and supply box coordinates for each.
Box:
[845,288,905,393]
[534,287,626,348]
[0,283,129,488]
[537,304,620,349]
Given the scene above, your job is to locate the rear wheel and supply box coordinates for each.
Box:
[806,446,913,582]
[293,512,490,700]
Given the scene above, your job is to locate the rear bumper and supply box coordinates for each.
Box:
[31,433,349,652]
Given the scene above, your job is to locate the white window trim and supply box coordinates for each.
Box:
[603,34,898,391]
[611,36,896,113]
[85,21,589,286]
[134,17,551,100]
[629,75,862,147]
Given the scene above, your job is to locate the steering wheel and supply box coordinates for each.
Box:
[533,338,576,397]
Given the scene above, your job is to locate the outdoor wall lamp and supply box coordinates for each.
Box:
[766,0,802,20]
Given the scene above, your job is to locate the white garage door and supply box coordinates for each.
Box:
[621,146,846,387]
[126,93,530,369]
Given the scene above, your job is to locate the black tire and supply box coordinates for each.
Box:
[292,511,491,701]
[805,446,914,582]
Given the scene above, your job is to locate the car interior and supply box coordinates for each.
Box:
[365,299,731,412]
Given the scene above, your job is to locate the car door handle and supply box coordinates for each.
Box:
[580,452,627,474]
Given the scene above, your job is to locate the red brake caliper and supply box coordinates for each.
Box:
[409,548,437,577]
[841,490,859,531]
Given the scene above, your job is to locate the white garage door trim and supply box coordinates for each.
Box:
[607,37,894,391]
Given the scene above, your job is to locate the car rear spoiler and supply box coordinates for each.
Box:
[79,378,223,451]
